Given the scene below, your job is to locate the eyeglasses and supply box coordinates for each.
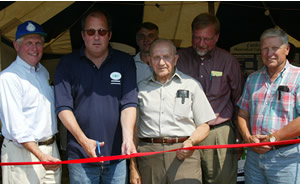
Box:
[192,35,215,43]
[84,29,109,36]
[152,55,173,62]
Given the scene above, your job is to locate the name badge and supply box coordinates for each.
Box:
[211,71,223,77]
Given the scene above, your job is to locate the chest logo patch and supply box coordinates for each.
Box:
[110,72,122,85]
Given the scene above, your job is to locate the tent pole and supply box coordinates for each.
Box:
[208,1,215,14]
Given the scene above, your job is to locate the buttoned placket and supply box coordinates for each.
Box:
[159,85,165,136]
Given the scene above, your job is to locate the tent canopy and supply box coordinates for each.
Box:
[0,1,144,55]
[0,1,299,56]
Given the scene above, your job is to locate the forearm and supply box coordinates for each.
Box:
[273,117,300,141]
[22,141,61,170]
[22,142,44,160]
[237,109,252,143]
[58,110,87,145]
[121,107,137,141]
[188,123,210,145]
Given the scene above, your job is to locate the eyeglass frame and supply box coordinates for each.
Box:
[151,55,176,63]
[192,34,216,43]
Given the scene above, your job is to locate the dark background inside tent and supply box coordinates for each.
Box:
[217,1,300,51]
[1,1,300,54]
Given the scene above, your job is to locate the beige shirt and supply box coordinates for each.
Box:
[137,69,216,138]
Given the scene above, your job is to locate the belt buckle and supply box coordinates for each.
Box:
[162,137,168,144]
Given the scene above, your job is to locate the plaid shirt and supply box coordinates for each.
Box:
[237,61,300,135]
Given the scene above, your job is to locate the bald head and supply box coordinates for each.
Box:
[149,38,178,84]
[150,39,177,56]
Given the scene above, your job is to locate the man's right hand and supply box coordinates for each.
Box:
[39,154,61,171]
[247,134,272,154]
[81,138,104,158]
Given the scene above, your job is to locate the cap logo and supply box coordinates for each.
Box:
[26,22,36,32]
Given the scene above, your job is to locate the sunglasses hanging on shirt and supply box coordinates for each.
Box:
[176,90,189,104]
[277,85,289,100]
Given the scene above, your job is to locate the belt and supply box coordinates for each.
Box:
[38,136,56,146]
[209,120,232,130]
[140,136,189,144]
[273,144,294,149]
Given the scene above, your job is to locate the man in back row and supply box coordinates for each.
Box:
[134,22,158,83]
[177,13,244,184]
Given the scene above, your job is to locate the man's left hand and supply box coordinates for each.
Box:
[122,139,137,155]
[176,140,194,160]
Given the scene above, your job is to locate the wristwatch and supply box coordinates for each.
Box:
[187,137,195,146]
[269,134,276,142]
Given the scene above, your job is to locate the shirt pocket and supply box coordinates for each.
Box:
[278,90,293,113]
[207,75,224,97]
[174,96,192,118]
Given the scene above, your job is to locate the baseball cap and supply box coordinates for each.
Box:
[15,20,47,40]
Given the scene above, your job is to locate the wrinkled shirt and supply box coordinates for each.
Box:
[237,61,300,135]
[137,69,215,138]
[0,56,58,145]
[177,47,243,125]
[134,52,153,84]
[55,47,138,159]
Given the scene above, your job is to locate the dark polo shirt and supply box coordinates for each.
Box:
[54,47,138,161]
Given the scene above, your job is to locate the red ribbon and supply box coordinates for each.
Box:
[1,139,300,166]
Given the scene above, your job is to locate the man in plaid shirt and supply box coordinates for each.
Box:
[237,28,300,184]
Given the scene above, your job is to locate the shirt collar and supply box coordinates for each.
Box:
[16,56,41,72]
[262,60,290,73]
[148,68,182,84]
[192,47,215,60]
[262,60,290,80]
[134,52,141,62]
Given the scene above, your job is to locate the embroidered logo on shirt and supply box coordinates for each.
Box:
[110,72,122,85]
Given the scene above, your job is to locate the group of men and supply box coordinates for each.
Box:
[0,7,299,184]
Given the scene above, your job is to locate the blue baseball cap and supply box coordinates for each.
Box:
[15,20,47,40]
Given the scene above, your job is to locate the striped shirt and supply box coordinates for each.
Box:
[237,61,300,135]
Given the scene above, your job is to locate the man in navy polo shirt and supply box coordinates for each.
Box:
[54,9,138,183]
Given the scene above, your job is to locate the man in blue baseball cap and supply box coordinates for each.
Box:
[0,20,61,183]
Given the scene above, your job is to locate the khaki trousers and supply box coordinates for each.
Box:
[137,142,201,184]
[199,121,237,184]
[1,138,61,184]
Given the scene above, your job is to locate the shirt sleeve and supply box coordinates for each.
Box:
[237,76,251,112]
[228,56,244,105]
[120,55,138,111]
[296,78,300,116]
[192,81,216,126]
[0,74,35,143]
[54,56,74,115]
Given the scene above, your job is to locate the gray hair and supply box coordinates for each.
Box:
[149,38,177,55]
[16,36,45,45]
[260,28,289,45]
